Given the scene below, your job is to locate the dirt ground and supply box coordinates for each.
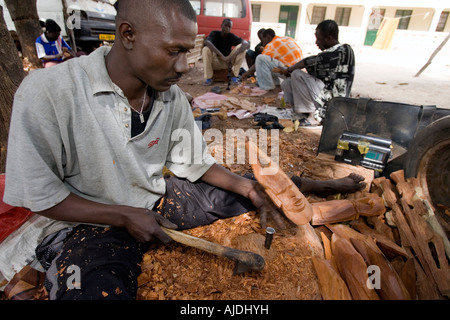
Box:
[136,49,450,300]
[136,60,375,301]
[177,59,325,179]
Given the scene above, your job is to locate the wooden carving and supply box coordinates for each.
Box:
[331,234,380,300]
[246,140,313,225]
[311,193,386,225]
[312,256,352,300]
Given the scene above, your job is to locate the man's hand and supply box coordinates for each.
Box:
[34,193,179,244]
[200,164,291,230]
[279,67,291,77]
[247,181,290,229]
[223,54,236,66]
[123,209,178,244]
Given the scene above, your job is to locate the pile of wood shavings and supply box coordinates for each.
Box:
[137,212,322,300]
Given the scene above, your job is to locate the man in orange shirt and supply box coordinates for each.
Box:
[242,29,303,91]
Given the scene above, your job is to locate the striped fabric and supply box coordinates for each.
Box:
[261,36,303,67]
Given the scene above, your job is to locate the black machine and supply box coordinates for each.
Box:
[334,131,392,172]
[317,97,450,224]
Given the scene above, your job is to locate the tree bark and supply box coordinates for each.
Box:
[4,0,42,68]
[0,5,26,173]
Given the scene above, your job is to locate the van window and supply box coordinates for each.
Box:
[204,0,245,18]
[190,0,201,15]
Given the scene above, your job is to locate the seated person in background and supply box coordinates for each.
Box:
[35,19,75,68]
[280,20,355,126]
[245,28,265,69]
[242,28,303,91]
[202,18,249,85]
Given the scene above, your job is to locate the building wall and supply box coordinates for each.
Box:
[250,1,450,53]
[304,4,365,27]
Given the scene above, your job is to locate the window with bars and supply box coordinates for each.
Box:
[311,6,326,25]
[395,9,412,30]
[436,11,449,32]
[335,7,351,26]
[204,0,245,18]
[252,4,261,22]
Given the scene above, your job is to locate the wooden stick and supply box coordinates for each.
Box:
[415,32,450,77]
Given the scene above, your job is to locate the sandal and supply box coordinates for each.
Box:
[298,118,311,127]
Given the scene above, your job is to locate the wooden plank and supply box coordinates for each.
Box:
[350,237,411,300]
[401,198,450,297]
[312,256,353,300]
[391,203,445,299]
[186,34,205,64]
[331,234,380,300]
[350,219,408,259]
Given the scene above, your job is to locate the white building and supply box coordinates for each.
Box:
[250,0,450,54]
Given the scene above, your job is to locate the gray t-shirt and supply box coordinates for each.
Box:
[0,46,215,280]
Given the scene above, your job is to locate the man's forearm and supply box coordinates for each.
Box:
[288,59,306,72]
[41,54,61,61]
[34,192,138,228]
[200,164,256,199]
[204,40,224,59]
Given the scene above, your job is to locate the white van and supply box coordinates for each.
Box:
[1,0,116,53]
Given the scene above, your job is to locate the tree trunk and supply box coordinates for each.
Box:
[0,5,26,173]
[4,0,42,68]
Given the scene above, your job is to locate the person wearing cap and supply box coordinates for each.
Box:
[35,19,75,68]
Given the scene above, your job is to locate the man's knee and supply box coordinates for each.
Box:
[291,69,309,82]
[202,46,212,58]
[255,54,271,66]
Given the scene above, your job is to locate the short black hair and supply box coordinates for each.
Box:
[45,19,61,33]
[317,20,339,40]
[222,18,232,25]
[262,28,275,38]
[115,0,197,23]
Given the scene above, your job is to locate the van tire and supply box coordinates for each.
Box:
[404,115,450,223]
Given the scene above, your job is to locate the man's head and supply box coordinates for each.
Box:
[257,28,265,41]
[45,19,61,41]
[261,29,276,46]
[111,0,198,92]
[315,20,339,51]
[221,18,233,36]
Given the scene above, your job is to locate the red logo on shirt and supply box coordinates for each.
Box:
[148,138,160,148]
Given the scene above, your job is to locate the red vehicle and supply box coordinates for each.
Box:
[189,0,252,41]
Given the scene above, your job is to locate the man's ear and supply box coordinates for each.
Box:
[118,22,135,50]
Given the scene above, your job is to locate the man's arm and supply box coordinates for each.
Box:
[228,39,249,63]
[36,41,64,62]
[35,193,176,243]
[200,164,255,198]
[241,64,256,80]
[278,58,307,77]
[200,164,287,228]
[204,39,226,61]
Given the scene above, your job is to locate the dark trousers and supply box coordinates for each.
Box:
[37,176,254,300]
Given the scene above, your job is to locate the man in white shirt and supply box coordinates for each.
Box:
[3,0,280,299]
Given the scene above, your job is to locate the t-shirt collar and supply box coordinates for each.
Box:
[40,33,50,43]
[79,46,115,95]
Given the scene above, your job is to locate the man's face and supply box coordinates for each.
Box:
[46,31,60,42]
[315,29,328,51]
[128,12,197,92]
[221,21,232,35]
[261,34,272,46]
